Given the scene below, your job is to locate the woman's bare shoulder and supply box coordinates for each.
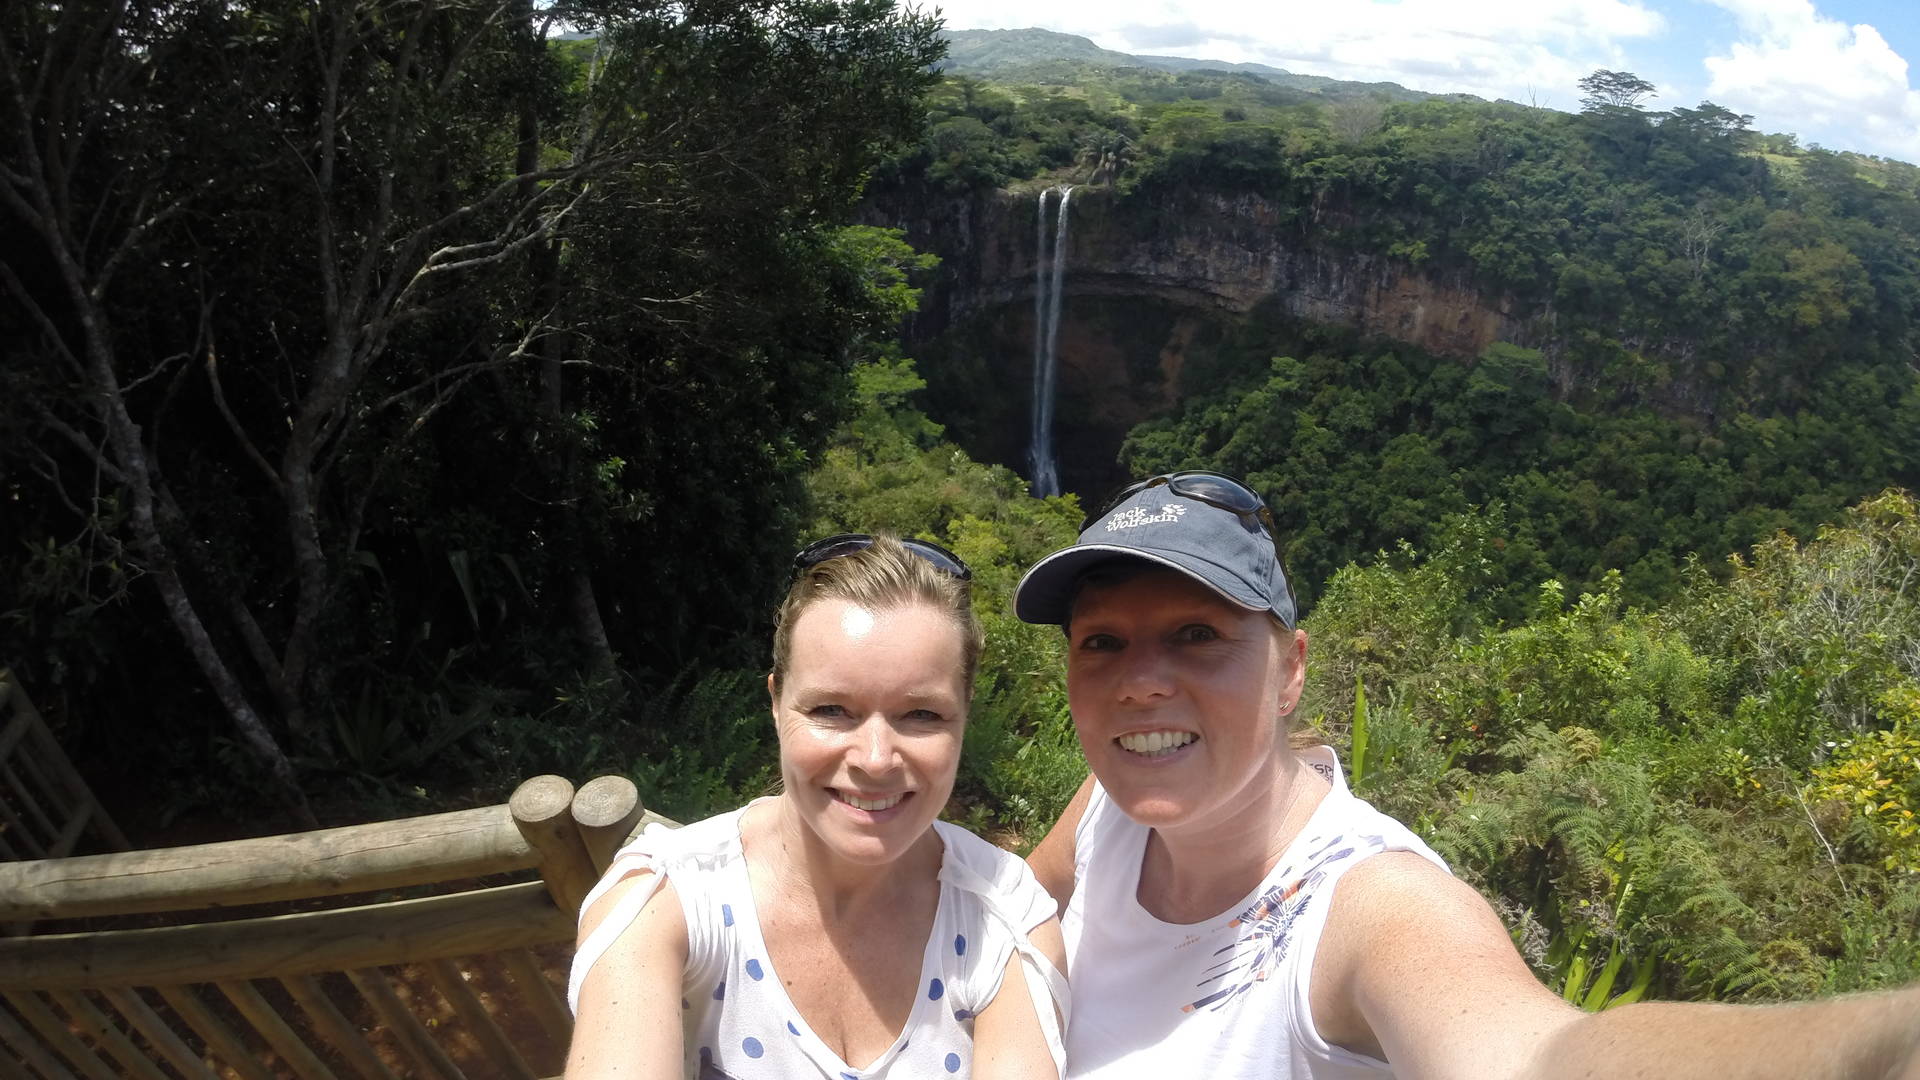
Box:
[1024,772,1097,911]
[1313,852,1576,1075]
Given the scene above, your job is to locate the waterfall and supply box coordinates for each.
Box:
[1028,185,1074,498]
[1030,187,1051,495]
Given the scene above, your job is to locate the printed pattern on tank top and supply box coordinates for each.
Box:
[1060,746,1450,1080]
[1185,828,1395,1015]
[682,894,981,1080]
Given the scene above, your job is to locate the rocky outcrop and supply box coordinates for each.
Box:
[861,183,1554,495]
[870,184,1550,355]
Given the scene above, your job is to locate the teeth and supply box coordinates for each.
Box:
[1117,731,1196,757]
[842,792,904,812]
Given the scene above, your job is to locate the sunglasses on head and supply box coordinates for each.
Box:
[1085,471,1283,552]
[792,533,973,580]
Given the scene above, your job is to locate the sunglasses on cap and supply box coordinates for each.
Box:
[792,533,973,580]
[1084,471,1284,555]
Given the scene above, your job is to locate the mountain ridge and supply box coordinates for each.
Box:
[940,27,1438,102]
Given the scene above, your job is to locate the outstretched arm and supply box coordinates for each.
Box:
[1315,852,1920,1080]
[1531,989,1920,1080]
[565,872,690,1080]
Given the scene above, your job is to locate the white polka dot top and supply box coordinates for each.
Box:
[569,802,1068,1079]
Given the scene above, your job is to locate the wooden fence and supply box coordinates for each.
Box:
[0,669,128,866]
[0,772,670,1080]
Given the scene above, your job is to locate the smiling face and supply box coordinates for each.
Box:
[1066,567,1307,838]
[770,597,968,867]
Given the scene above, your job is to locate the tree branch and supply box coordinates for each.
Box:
[207,345,287,494]
[0,256,86,378]
[28,401,127,485]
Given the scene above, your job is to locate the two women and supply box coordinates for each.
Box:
[567,535,1066,1080]
[572,476,1920,1079]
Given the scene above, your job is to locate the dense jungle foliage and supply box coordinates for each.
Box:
[823,355,1920,1005]
[1,0,945,822]
[876,60,1920,611]
[5,6,1919,1007]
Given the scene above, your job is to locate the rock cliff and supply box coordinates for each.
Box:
[862,183,1553,496]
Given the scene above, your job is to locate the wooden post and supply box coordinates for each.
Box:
[569,775,643,876]
[509,776,595,918]
[0,883,570,991]
[0,803,532,922]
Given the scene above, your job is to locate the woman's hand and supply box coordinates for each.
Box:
[565,871,690,1080]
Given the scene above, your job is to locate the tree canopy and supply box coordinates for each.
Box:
[1,0,943,820]
[870,64,1920,616]
[1578,69,1659,113]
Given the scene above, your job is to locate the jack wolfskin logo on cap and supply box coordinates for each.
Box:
[1106,503,1187,531]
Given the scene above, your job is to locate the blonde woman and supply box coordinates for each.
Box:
[568,534,1067,1080]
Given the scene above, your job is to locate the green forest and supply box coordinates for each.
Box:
[6,3,1920,1011]
[878,54,1920,613]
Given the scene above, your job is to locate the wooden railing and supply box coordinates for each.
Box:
[0,773,672,1080]
[0,669,128,866]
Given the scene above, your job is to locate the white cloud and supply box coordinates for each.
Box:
[1702,0,1920,161]
[936,0,1667,108]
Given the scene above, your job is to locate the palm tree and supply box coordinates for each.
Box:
[1076,130,1135,188]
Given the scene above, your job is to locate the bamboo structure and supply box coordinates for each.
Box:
[0,771,676,1080]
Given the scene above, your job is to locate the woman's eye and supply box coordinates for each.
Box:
[905,708,946,722]
[807,703,847,718]
[1077,633,1122,651]
[1173,624,1220,643]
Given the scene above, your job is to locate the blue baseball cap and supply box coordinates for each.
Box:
[1013,481,1296,627]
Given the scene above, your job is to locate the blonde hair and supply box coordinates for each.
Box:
[770,534,984,701]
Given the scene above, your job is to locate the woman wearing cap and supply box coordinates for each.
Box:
[567,534,1068,1080]
[1017,473,1920,1080]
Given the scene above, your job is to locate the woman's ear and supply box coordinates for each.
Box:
[766,671,779,717]
[1275,626,1308,712]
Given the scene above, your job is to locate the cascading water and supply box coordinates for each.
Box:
[1028,184,1074,498]
[1030,187,1051,494]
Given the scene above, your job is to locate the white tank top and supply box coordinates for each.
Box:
[1061,747,1448,1079]
[569,802,1068,1079]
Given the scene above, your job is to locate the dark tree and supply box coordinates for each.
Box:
[1578,70,1658,113]
[1,0,943,822]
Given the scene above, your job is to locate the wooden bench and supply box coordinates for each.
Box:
[0,773,670,1079]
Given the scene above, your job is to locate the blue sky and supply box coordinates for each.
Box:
[932,0,1920,163]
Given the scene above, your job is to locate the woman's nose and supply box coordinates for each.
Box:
[853,716,899,774]
[1115,646,1175,703]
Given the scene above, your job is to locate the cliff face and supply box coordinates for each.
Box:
[879,185,1547,353]
[863,184,1553,496]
